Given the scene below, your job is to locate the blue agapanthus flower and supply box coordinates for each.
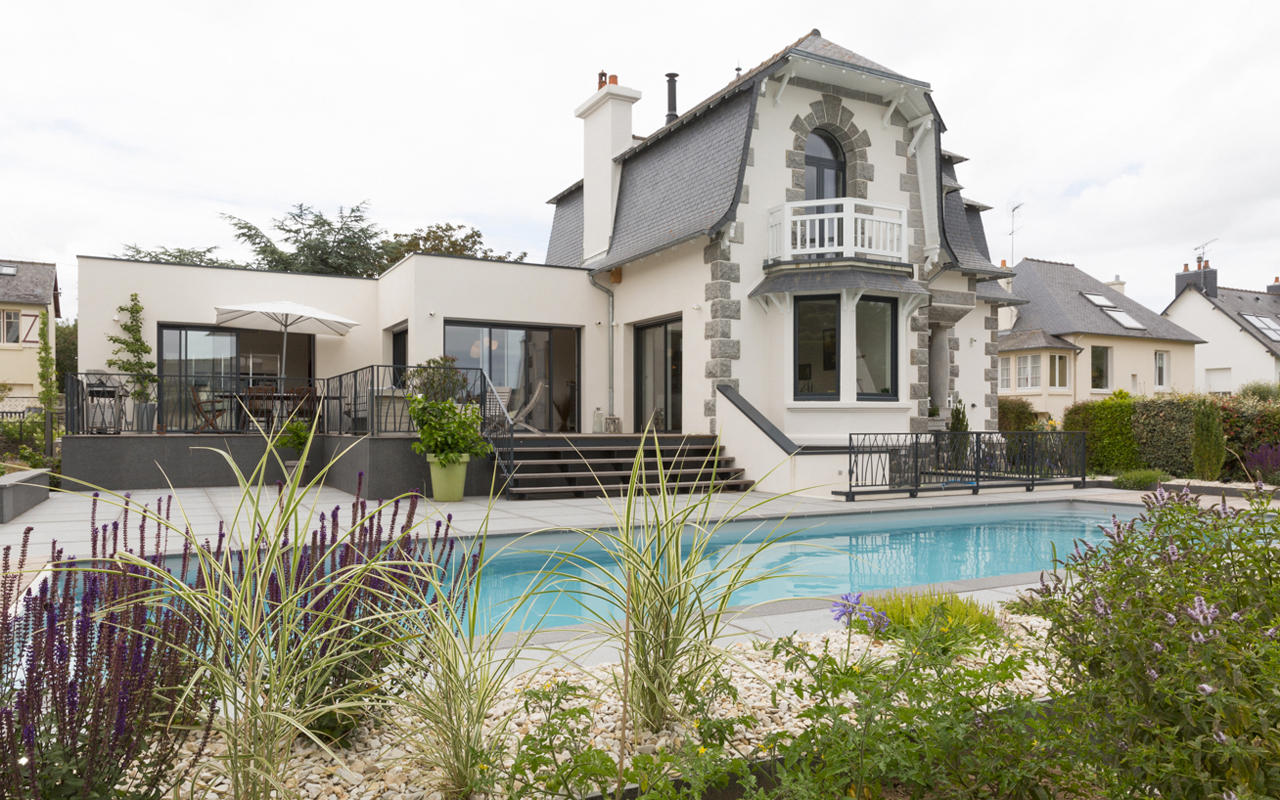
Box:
[831,592,889,633]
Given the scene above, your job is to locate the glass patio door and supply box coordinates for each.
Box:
[635,318,682,433]
[158,327,238,431]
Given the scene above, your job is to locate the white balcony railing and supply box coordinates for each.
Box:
[766,199,907,263]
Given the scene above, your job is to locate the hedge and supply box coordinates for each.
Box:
[997,397,1037,432]
[1131,396,1197,478]
[1214,396,1280,479]
[1063,396,1142,475]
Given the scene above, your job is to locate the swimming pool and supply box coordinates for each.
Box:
[468,500,1134,630]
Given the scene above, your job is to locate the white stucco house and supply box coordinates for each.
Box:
[73,30,1021,498]
[1162,261,1280,394]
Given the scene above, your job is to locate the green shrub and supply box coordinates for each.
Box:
[996,396,1036,432]
[1063,396,1141,474]
[1112,467,1168,491]
[871,590,1001,644]
[1034,489,1280,795]
[1216,395,1280,479]
[1191,399,1226,481]
[1132,395,1197,478]
[408,397,494,467]
[948,400,969,432]
[1237,379,1280,401]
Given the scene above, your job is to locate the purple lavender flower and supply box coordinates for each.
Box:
[1146,667,1158,680]
[1191,631,1208,644]
[1093,596,1111,619]
[1197,683,1215,695]
[1230,612,1242,622]
[1185,596,1220,626]
[1213,730,1228,744]
[1165,612,1178,626]
[1152,642,1164,653]
[1266,628,1278,639]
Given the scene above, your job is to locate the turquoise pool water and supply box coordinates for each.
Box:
[468,500,1129,630]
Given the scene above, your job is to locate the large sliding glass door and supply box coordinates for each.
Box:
[635,318,682,433]
[443,322,579,433]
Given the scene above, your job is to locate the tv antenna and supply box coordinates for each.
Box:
[1194,238,1218,266]
[1008,202,1025,266]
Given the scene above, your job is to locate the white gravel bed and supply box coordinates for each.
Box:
[153,610,1053,799]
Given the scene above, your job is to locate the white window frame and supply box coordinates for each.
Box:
[999,356,1010,390]
[1,310,19,344]
[1049,353,1069,388]
[1154,351,1169,391]
[1016,354,1041,389]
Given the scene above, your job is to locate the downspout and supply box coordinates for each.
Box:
[589,271,615,416]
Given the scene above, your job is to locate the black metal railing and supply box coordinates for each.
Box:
[66,372,329,434]
[836,431,1086,500]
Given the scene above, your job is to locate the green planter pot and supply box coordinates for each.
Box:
[426,454,469,502]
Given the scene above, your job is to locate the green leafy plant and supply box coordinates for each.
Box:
[409,397,493,467]
[277,418,311,454]
[1191,398,1226,481]
[1132,395,1198,478]
[105,292,158,404]
[928,405,940,418]
[403,355,472,402]
[1113,467,1169,491]
[1236,379,1280,402]
[1033,487,1280,796]
[36,310,57,413]
[1064,395,1141,474]
[949,400,969,432]
[997,396,1037,432]
[871,589,1001,648]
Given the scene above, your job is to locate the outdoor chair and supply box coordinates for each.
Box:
[288,384,318,422]
[191,386,227,433]
[240,384,276,430]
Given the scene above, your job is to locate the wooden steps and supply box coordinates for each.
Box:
[505,434,751,499]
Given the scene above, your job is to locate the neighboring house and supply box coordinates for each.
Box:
[1162,261,1280,394]
[75,30,1019,495]
[0,259,59,402]
[997,259,1200,421]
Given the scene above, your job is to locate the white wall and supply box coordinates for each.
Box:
[1164,290,1278,392]
[77,257,382,376]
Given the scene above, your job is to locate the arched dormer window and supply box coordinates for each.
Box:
[804,130,845,201]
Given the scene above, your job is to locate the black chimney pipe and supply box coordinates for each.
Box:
[665,73,679,125]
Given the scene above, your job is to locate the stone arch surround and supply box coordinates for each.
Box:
[786,94,873,201]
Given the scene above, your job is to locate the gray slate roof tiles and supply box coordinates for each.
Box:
[0,260,58,307]
[748,267,929,299]
[997,329,1081,353]
[976,279,1026,306]
[1190,286,1280,357]
[1009,259,1202,343]
[545,187,584,268]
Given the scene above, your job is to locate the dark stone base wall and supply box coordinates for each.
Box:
[61,434,500,500]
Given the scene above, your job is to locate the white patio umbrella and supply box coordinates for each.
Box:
[214,300,360,378]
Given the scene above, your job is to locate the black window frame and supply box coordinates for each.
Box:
[854,295,899,402]
[633,315,683,432]
[793,294,842,402]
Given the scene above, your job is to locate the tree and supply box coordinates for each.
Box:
[55,319,77,392]
[223,203,387,277]
[117,244,247,269]
[383,223,527,266]
[124,204,527,278]
[105,294,157,404]
[36,311,57,411]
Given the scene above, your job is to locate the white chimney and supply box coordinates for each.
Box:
[1106,274,1126,295]
[575,74,641,263]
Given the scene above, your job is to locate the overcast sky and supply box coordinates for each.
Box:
[4,1,1278,319]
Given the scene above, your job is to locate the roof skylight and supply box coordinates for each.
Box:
[0,266,15,277]
[1242,314,1280,341]
[1102,308,1146,330]
[1082,292,1114,307]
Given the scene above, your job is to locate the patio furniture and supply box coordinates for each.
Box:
[288,384,318,421]
[239,385,276,430]
[85,371,124,434]
[190,386,227,433]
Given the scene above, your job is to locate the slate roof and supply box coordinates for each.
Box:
[1008,259,1202,343]
[545,186,584,268]
[1184,285,1280,357]
[997,329,1081,353]
[939,156,1005,280]
[0,259,59,315]
[545,30,921,269]
[748,267,929,299]
[976,280,1026,306]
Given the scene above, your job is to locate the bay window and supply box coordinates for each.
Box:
[855,296,897,400]
[794,295,840,400]
[1016,354,1041,389]
[1049,354,1069,388]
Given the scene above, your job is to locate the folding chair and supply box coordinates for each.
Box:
[190,386,226,432]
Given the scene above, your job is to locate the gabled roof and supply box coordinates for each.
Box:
[545,30,921,270]
[0,259,59,317]
[1178,284,1280,358]
[1009,258,1202,343]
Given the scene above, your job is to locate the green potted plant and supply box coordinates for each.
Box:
[277,419,312,474]
[105,293,159,432]
[403,355,471,402]
[409,396,493,502]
